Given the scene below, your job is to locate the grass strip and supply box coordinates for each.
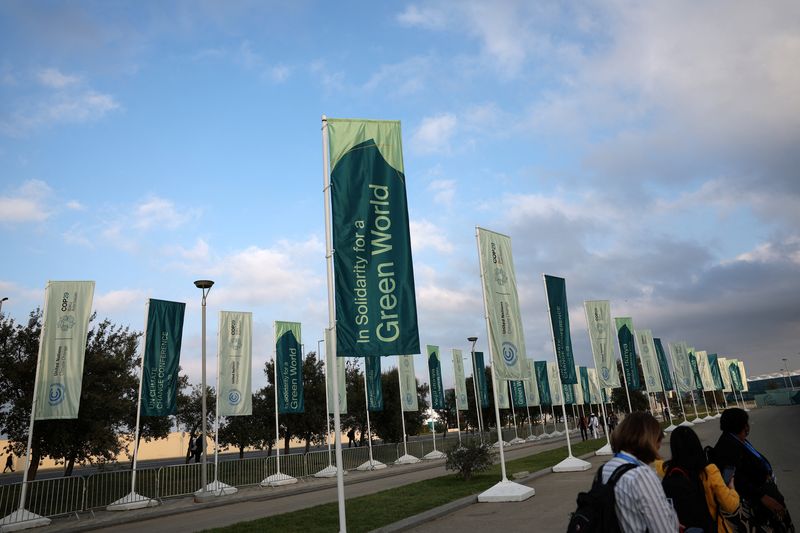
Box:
[204,437,607,533]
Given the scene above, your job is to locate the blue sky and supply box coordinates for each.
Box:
[1,1,799,392]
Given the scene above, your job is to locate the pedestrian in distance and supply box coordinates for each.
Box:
[3,454,13,473]
[602,411,678,532]
[347,428,356,448]
[589,413,599,439]
[712,408,794,532]
[194,434,203,463]
[579,415,589,441]
[186,432,196,464]
[662,426,739,532]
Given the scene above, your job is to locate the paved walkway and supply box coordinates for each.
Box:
[406,405,799,532]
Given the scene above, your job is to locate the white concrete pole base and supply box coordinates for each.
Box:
[357,459,387,470]
[106,492,159,511]
[552,455,592,472]
[260,473,298,487]
[664,424,678,433]
[395,454,421,465]
[679,419,695,427]
[508,437,526,445]
[595,443,613,456]
[478,480,535,502]
[195,480,238,498]
[0,510,51,532]
[313,465,341,477]
[422,450,446,461]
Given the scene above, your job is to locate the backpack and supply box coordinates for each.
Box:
[567,462,638,533]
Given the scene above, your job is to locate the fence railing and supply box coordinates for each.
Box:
[0,431,541,526]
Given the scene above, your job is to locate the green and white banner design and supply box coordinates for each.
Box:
[511,380,526,408]
[728,360,744,392]
[688,348,704,390]
[398,354,418,412]
[544,275,578,384]
[34,280,95,420]
[525,359,540,407]
[562,382,575,405]
[668,342,694,393]
[615,317,641,391]
[476,227,526,380]
[535,360,551,406]
[695,350,717,391]
[365,356,383,411]
[634,329,661,393]
[328,118,420,357]
[547,361,564,405]
[474,352,490,408]
[717,357,732,392]
[654,338,674,391]
[708,353,724,391]
[218,311,252,417]
[325,328,347,415]
[587,368,602,404]
[584,300,620,387]
[579,366,591,405]
[497,381,510,409]
[427,344,445,409]
[738,360,749,392]
[141,299,186,417]
[452,349,468,411]
[276,321,304,414]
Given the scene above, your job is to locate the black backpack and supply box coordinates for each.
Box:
[567,462,638,533]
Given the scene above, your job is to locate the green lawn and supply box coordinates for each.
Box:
[204,437,607,533]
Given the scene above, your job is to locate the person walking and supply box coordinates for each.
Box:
[713,408,793,532]
[600,411,678,533]
[662,426,739,532]
[3,455,13,473]
[578,415,588,441]
[347,428,356,448]
[194,434,203,464]
[589,413,599,439]
[186,432,196,464]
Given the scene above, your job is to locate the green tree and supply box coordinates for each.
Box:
[176,382,216,437]
[218,387,275,458]
[368,367,429,443]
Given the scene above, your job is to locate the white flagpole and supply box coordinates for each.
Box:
[673,367,692,427]
[656,356,676,433]
[357,361,386,469]
[395,359,420,464]
[456,406,462,446]
[321,115,347,532]
[525,404,533,439]
[509,382,522,443]
[106,301,156,510]
[262,324,297,487]
[617,336,634,413]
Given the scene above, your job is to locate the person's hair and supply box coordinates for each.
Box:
[665,426,707,474]
[610,411,663,463]
[720,408,748,434]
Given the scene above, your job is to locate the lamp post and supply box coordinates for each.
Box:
[194,280,213,501]
[468,336,484,440]
[0,296,7,316]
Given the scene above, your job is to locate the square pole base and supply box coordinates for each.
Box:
[314,465,341,477]
[422,450,445,461]
[0,510,51,532]
[195,480,238,498]
[260,473,298,487]
[478,480,535,502]
[595,443,613,456]
[357,459,387,471]
[552,456,592,472]
[395,454,421,465]
[106,492,159,511]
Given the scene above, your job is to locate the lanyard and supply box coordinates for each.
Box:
[615,452,641,465]
[742,439,772,475]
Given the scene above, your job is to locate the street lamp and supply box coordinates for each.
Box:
[194,279,213,501]
[468,336,484,439]
[0,297,8,316]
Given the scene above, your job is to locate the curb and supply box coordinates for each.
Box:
[370,450,600,533]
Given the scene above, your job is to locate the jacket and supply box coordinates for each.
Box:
[662,463,739,533]
[700,463,740,533]
[713,432,773,504]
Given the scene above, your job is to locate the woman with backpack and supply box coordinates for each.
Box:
[662,426,740,532]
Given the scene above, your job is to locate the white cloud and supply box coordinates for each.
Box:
[363,56,432,96]
[0,90,119,137]
[396,5,447,29]
[175,238,211,262]
[133,196,199,230]
[94,289,149,316]
[268,64,290,83]
[411,113,457,154]
[36,67,80,88]
[66,200,85,210]
[410,219,454,253]
[0,179,52,222]
[427,179,456,206]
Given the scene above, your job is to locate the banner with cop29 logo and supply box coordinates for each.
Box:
[141,299,186,417]
[452,349,469,411]
[634,329,661,393]
[218,311,252,417]
[584,300,620,388]
[276,321,304,414]
[34,280,95,420]
[398,354,418,412]
[544,275,577,385]
[476,227,525,380]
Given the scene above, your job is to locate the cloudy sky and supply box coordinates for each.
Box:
[1,1,798,391]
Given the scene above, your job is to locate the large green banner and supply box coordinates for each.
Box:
[452,349,468,411]
[547,361,564,405]
[615,317,641,391]
[544,275,577,384]
[634,329,661,393]
[708,353,724,390]
[696,350,716,391]
[398,354,417,412]
[511,381,526,408]
[325,328,347,415]
[653,338,674,391]
[669,342,693,393]
[276,321,304,414]
[141,299,186,417]
[427,344,444,409]
[365,356,383,411]
[737,360,749,392]
[535,360,551,406]
[476,227,526,380]
[218,311,252,416]
[525,359,540,407]
[728,360,743,392]
[562,382,575,405]
[688,349,703,390]
[474,351,490,408]
[328,118,420,358]
[579,366,591,405]
[584,300,620,388]
[717,357,732,392]
[587,368,602,404]
[35,281,96,420]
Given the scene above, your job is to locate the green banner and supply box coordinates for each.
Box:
[635,329,661,393]
[276,321,303,414]
[584,300,620,388]
[696,350,716,391]
[717,357,732,392]
[579,366,591,405]
[653,338,673,391]
[547,361,564,405]
[525,359,540,407]
[728,360,743,391]
[669,342,693,393]
[688,350,703,390]
[328,118,420,358]
[365,356,383,411]
[474,351,489,408]
[452,349,468,411]
[497,381,510,409]
[562,382,575,405]
[511,381,526,408]
[615,317,641,391]
[398,354,418,412]
[476,227,526,380]
[708,353,724,390]
[427,344,444,409]
[544,275,577,384]
[587,368,602,404]
[535,360,551,406]
[218,311,253,417]
[141,299,186,417]
[35,281,96,420]
[325,328,347,415]
[737,360,749,392]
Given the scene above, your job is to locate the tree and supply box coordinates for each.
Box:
[176,382,216,437]
[368,367,429,443]
[218,386,275,458]
[0,310,154,478]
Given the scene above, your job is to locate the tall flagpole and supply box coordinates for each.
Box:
[321,115,347,532]
[395,358,420,464]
